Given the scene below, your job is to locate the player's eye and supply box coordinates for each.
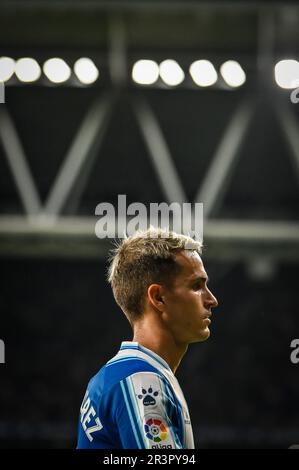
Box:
[193,283,202,291]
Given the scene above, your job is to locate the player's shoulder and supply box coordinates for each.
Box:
[88,355,164,399]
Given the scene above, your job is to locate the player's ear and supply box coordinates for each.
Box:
[147,284,165,312]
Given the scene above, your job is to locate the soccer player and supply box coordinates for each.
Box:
[77,228,218,449]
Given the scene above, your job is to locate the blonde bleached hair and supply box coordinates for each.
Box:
[107,227,202,324]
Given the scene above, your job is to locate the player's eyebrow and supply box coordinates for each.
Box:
[190,275,209,284]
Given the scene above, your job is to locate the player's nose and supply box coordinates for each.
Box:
[206,287,218,309]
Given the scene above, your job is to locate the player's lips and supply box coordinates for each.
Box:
[202,312,212,322]
[203,311,212,319]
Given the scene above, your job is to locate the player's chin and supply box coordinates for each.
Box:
[191,326,211,343]
[201,326,211,341]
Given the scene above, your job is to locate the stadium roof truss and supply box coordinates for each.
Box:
[0,0,298,261]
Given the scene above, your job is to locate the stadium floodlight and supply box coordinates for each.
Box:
[274,59,299,89]
[189,60,218,87]
[43,58,71,84]
[220,60,246,87]
[159,59,185,86]
[74,58,99,85]
[15,58,41,83]
[0,56,15,82]
[132,60,159,85]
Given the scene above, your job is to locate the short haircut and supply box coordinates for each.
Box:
[107,227,202,324]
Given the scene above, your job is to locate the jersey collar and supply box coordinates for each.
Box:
[120,341,172,373]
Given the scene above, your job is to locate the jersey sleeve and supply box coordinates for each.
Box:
[113,371,184,449]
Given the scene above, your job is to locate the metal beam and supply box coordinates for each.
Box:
[194,98,255,218]
[257,9,276,88]
[0,82,4,104]
[0,216,299,261]
[273,99,299,184]
[44,93,114,216]
[63,95,117,215]
[0,107,42,216]
[0,1,292,11]
[108,14,127,86]
[133,97,187,204]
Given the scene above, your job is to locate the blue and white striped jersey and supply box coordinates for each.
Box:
[77,341,195,449]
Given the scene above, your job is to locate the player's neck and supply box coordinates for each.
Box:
[132,321,188,374]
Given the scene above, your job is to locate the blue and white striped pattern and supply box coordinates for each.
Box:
[77,341,194,449]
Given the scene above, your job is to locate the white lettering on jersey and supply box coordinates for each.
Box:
[80,390,103,442]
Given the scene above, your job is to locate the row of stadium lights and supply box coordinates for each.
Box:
[0,56,245,87]
[0,57,99,85]
[0,56,298,89]
[133,59,246,87]
[134,59,299,89]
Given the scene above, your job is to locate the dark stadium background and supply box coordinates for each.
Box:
[0,0,299,449]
